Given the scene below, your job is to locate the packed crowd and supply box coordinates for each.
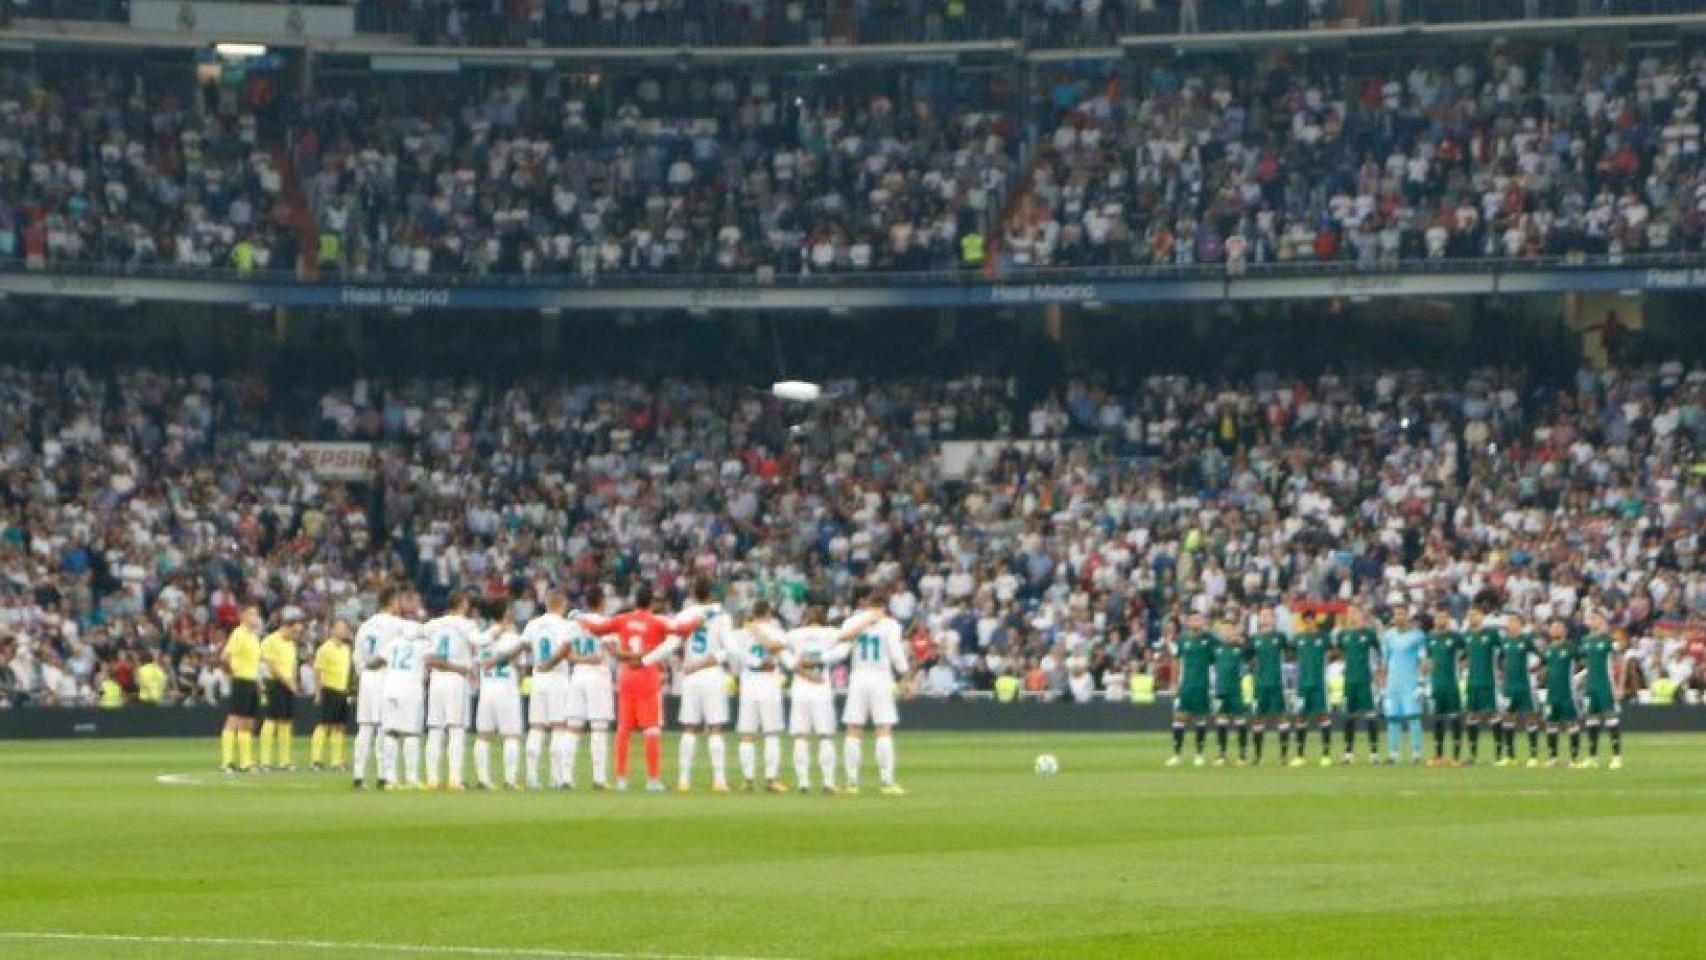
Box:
[294,69,1015,278]
[0,64,298,275]
[1006,45,1706,270]
[16,41,1706,279]
[1,359,1703,710]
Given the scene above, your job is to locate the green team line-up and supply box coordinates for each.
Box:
[1166,602,1627,768]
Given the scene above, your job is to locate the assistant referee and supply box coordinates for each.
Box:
[259,610,305,771]
[311,620,354,771]
[220,607,264,773]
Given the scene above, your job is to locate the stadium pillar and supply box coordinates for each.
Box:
[541,311,561,361]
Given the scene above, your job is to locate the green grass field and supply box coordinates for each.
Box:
[3,732,1705,959]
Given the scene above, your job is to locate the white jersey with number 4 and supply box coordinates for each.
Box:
[424,614,481,728]
[841,614,906,727]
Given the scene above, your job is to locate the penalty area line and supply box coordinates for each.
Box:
[0,932,800,960]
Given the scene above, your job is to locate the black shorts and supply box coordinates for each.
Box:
[319,690,351,726]
[228,679,260,719]
[264,681,296,721]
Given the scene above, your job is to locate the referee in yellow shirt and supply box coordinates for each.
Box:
[311,621,354,771]
[220,607,264,773]
[259,610,306,771]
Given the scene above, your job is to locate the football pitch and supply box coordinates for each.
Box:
[3,733,1705,959]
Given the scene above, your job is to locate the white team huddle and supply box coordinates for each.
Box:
[344,584,913,796]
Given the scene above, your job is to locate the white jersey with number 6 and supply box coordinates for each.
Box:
[841,615,906,727]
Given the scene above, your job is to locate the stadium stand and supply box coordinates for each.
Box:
[1,361,1701,707]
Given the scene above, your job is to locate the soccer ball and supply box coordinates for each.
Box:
[1034,754,1060,777]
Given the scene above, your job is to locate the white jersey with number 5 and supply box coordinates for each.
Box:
[841,614,906,727]
[676,602,733,726]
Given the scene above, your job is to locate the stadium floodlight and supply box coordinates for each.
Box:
[215,43,269,59]
[771,380,822,403]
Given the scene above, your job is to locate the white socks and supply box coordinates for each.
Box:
[502,738,520,787]
[818,738,837,789]
[378,733,397,785]
[403,735,421,786]
[588,728,608,786]
[739,740,757,782]
[447,727,466,787]
[708,733,727,787]
[793,739,812,788]
[474,739,492,787]
[843,736,863,787]
[424,729,444,787]
[549,729,571,787]
[679,732,699,784]
[525,729,545,788]
[763,735,781,780]
[876,735,895,786]
[353,724,376,784]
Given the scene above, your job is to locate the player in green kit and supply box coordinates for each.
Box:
[1578,611,1625,769]
[1424,608,1466,766]
[1540,618,1582,768]
[1247,608,1290,765]
[1167,611,1219,767]
[1289,613,1333,766]
[1334,607,1382,765]
[1462,604,1502,764]
[1211,619,1251,766]
[1497,614,1542,768]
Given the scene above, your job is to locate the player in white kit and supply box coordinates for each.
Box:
[474,599,527,789]
[351,586,414,789]
[731,600,788,792]
[674,578,734,793]
[521,591,581,789]
[378,594,432,789]
[422,592,482,791]
[782,605,879,793]
[540,585,615,789]
[836,586,911,795]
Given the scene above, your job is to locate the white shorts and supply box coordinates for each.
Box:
[476,683,523,737]
[738,673,784,735]
[426,672,471,729]
[356,671,385,725]
[842,674,899,727]
[382,689,424,736]
[789,681,837,737]
[566,668,614,727]
[679,669,730,727]
[529,673,569,727]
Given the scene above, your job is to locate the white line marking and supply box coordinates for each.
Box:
[0,932,797,960]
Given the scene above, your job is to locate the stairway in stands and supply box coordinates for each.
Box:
[269,140,320,281]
